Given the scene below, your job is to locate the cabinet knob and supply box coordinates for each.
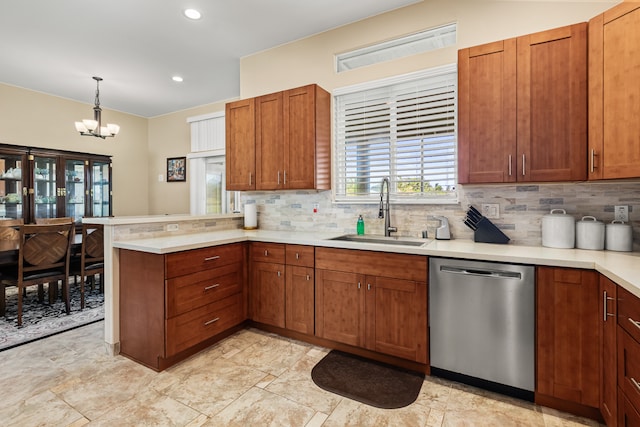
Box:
[295,253,300,260]
[264,249,268,256]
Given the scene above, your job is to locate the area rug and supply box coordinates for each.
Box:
[311,350,425,409]
[0,282,104,351]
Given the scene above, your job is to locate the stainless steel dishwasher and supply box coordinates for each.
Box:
[429,257,535,400]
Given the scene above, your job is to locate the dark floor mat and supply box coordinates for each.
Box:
[311,350,424,409]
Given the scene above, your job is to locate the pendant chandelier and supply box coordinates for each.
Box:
[74,76,120,139]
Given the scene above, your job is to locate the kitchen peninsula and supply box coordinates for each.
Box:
[86,213,640,422]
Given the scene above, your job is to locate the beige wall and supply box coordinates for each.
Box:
[240,0,618,97]
[0,83,149,216]
[147,100,232,214]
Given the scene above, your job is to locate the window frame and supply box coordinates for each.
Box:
[333,64,459,205]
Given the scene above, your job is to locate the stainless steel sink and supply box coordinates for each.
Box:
[329,234,430,247]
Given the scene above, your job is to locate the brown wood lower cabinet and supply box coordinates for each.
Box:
[315,248,428,364]
[601,275,618,426]
[119,243,246,371]
[617,285,640,426]
[536,267,600,418]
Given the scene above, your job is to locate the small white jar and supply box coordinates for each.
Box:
[605,220,633,252]
[575,216,605,250]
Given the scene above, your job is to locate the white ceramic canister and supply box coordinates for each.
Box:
[542,209,576,249]
[605,220,633,252]
[575,216,605,250]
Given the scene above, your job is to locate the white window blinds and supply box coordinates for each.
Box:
[334,65,458,203]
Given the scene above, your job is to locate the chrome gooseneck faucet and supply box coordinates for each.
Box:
[378,177,397,237]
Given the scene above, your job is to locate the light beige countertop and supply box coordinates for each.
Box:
[113,229,640,298]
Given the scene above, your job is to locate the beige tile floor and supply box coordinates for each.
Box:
[0,322,603,427]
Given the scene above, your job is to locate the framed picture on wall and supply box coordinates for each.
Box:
[167,157,186,182]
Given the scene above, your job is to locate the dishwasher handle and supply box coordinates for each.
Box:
[440,265,522,279]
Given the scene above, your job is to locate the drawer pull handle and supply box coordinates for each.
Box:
[204,284,220,291]
[629,318,640,331]
[306,275,310,281]
[631,377,640,393]
[204,256,220,261]
[296,253,300,260]
[264,250,268,256]
[204,317,220,326]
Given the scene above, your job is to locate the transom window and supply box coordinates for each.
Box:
[334,64,458,203]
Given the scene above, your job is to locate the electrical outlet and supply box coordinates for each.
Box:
[166,223,179,231]
[615,205,629,222]
[481,203,500,219]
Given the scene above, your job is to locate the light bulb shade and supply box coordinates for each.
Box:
[83,119,98,131]
[100,126,110,136]
[75,121,88,132]
[107,124,120,135]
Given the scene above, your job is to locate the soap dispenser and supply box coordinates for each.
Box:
[357,215,365,235]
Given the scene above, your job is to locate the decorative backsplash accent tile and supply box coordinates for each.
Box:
[242,181,640,250]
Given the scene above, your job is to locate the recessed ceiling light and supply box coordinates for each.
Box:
[172,76,184,82]
[184,9,201,20]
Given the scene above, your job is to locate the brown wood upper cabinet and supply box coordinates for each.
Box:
[226,84,331,191]
[226,98,256,190]
[589,3,640,180]
[458,23,587,184]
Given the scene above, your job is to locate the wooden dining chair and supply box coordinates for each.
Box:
[35,217,74,225]
[0,223,74,326]
[0,218,24,317]
[70,223,104,309]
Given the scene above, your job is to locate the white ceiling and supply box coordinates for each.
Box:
[0,0,421,118]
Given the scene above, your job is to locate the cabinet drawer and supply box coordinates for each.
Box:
[166,293,244,356]
[315,247,427,282]
[166,243,243,279]
[619,286,640,342]
[286,244,314,267]
[251,242,285,263]
[618,326,640,412]
[619,391,640,427]
[166,262,243,318]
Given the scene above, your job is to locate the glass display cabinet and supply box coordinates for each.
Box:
[0,145,112,224]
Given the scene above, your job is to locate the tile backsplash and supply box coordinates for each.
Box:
[241,181,640,251]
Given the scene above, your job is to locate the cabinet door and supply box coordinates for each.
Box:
[285,265,314,334]
[251,261,285,328]
[31,154,58,221]
[589,4,640,180]
[225,98,256,190]
[256,92,283,190]
[0,148,27,221]
[315,269,365,347]
[366,276,428,364]
[600,275,617,426]
[63,158,87,223]
[283,84,330,190]
[536,267,599,408]
[458,39,516,184]
[89,159,111,218]
[517,23,587,182]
